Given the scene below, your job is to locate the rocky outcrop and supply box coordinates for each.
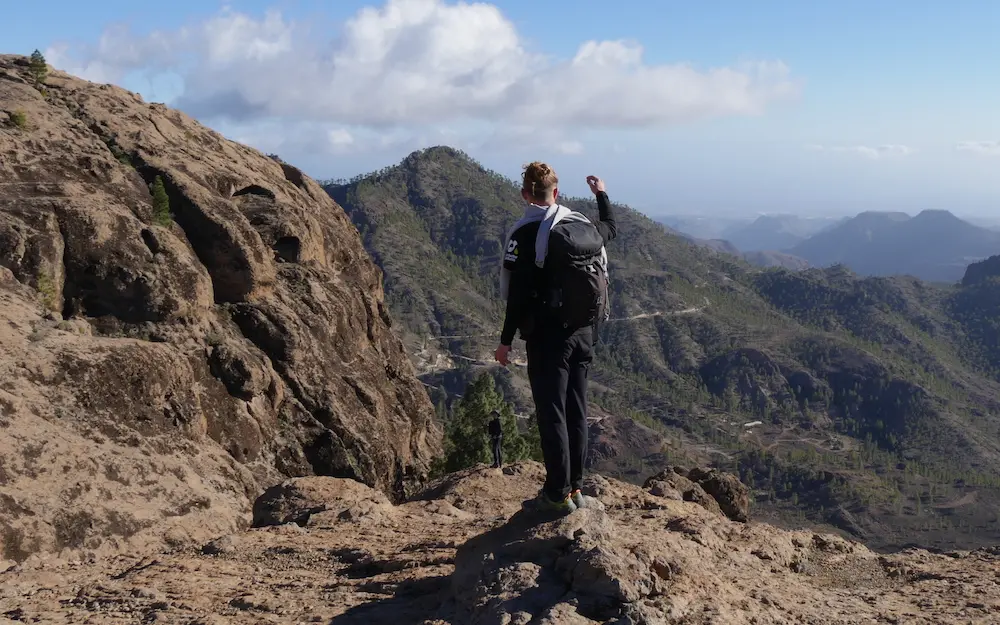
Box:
[644,467,752,523]
[450,495,668,623]
[3,462,999,624]
[962,254,1000,286]
[252,476,396,528]
[0,54,440,564]
[687,467,752,523]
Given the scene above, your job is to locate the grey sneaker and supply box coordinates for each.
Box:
[571,489,597,509]
[522,490,577,516]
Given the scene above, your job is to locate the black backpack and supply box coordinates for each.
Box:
[540,219,608,330]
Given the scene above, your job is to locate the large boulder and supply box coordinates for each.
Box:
[252,477,395,528]
[644,468,723,518]
[0,54,440,563]
[688,467,752,523]
[644,466,751,523]
[451,505,669,624]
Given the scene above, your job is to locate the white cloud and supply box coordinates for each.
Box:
[956,141,1000,156]
[474,124,584,157]
[806,144,915,159]
[45,44,119,84]
[211,117,475,162]
[48,0,798,138]
[46,22,181,84]
[328,128,355,149]
[555,141,585,156]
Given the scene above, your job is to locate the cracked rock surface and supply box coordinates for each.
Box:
[0,53,439,565]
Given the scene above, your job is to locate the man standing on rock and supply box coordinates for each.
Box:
[495,162,617,514]
[488,410,504,469]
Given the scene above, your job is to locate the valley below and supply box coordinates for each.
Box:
[328,146,1000,554]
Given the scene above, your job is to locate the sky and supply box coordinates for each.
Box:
[3,0,1000,218]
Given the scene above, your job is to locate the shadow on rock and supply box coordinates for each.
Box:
[327,575,450,625]
[445,506,669,624]
[328,501,670,624]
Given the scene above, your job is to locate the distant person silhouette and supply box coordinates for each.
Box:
[488,410,503,468]
[496,162,616,514]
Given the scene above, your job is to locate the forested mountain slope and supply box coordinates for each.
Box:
[327,146,1000,551]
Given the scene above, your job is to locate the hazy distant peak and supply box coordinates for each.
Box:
[790,207,1000,282]
[912,209,960,222]
[853,210,911,222]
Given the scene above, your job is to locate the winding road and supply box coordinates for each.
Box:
[416,297,712,374]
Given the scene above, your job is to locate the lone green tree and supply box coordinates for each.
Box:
[29,49,48,84]
[439,372,538,473]
[150,175,171,226]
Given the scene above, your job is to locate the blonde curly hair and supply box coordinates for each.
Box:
[521,161,559,202]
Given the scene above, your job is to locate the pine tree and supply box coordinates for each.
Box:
[151,176,172,226]
[519,411,544,462]
[439,373,535,472]
[29,49,48,84]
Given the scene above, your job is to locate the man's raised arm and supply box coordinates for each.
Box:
[587,175,617,244]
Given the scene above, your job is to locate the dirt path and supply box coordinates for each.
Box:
[414,296,711,375]
[934,491,978,509]
[607,297,711,323]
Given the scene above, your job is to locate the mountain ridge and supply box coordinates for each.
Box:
[327,145,1000,552]
[661,226,811,271]
[666,208,1000,283]
[721,214,830,252]
[789,209,1000,282]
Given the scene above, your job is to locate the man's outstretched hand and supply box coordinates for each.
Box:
[495,344,511,367]
[586,175,605,195]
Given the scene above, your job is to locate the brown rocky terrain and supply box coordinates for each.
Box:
[0,53,439,565]
[2,462,999,624]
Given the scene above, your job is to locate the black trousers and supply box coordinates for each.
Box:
[526,326,594,501]
[491,436,503,467]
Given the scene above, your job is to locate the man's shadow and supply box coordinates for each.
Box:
[329,507,586,624]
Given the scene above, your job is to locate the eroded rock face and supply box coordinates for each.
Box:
[0,54,440,563]
[644,467,752,523]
